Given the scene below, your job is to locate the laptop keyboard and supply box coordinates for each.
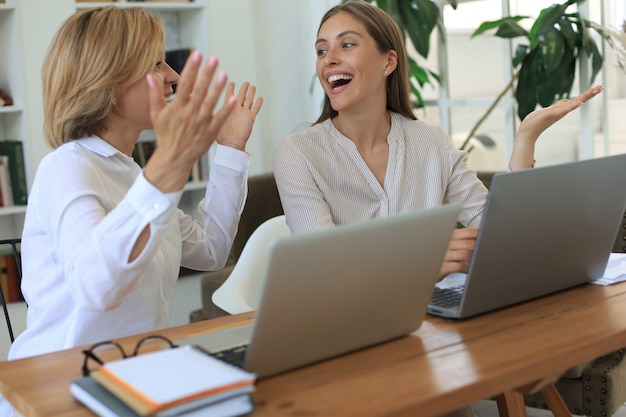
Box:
[430,285,464,309]
[195,344,249,368]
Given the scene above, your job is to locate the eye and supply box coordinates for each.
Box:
[342,42,355,49]
[316,49,327,57]
[153,60,164,71]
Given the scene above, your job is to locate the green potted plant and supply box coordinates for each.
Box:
[460,0,613,149]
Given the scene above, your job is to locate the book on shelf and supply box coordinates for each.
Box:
[0,255,8,303]
[71,376,254,417]
[0,253,22,303]
[0,155,13,207]
[5,253,21,302]
[0,140,28,206]
[89,344,256,417]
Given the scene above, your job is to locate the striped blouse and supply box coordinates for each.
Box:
[273,112,488,235]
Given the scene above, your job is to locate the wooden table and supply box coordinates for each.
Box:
[2,282,626,417]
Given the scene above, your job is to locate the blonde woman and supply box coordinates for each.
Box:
[5,5,262,368]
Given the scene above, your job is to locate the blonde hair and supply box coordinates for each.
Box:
[42,6,164,148]
[314,0,416,124]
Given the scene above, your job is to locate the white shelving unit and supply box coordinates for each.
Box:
[0,1,28,239]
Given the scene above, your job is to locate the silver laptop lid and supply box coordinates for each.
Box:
[444,154,626,319]
[245,203,461,378]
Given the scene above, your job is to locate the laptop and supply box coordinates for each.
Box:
[181,203,461,378]
[428,153,626,319]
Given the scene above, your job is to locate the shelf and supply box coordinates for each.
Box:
[0,205,26,216]
[0,106,23,114]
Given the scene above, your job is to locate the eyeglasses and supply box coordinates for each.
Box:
[81,334,179,377]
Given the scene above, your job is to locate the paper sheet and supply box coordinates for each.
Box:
[590,253,626,286]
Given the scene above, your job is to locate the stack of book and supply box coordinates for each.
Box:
[0,140,28,208]
[71,345,256,417]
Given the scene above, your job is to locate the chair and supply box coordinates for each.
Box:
[212,215,291,314]
[0,238,22,343]
[190,172,284,321]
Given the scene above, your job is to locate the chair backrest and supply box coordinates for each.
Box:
[212,215,291,314]
[228,173,284,266]
[0,238,21,343]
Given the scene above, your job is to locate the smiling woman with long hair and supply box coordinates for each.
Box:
[274,0,601,277]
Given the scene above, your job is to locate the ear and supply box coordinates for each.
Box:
[384,50,398,75]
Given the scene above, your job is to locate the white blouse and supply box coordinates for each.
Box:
[8,137,249,360]
[273,112,488,235]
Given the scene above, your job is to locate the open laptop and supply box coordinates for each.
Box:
[428,153,626,319]
[182,203,461,378]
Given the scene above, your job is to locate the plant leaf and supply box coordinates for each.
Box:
[375,0,403,30]
[472,16,527,38]
[410,82,425,108]
[513,44,529,68]
[516,49,540,120]
[556,20,579,50]
[529,1,572,43]
[555,53,577,98]
[494,20,530,39]
[539,29,566,72]
[409,57,434,87]
[398,0,440,58]
[429,69,441,85]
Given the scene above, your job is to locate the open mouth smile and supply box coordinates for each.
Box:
[328,74,353,90]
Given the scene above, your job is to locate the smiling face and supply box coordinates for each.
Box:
[114,55,179,132]
[315,11,396,116]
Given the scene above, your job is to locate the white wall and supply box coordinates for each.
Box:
[248,0,336,173]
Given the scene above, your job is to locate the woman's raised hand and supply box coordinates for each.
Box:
[144,52,237,192]
[216,81,263,152]
[510,85,603,170]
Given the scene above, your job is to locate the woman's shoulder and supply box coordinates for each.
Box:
[285,120,329,140]
[276,120,333,152]
[391,112,446,135]
[38,137,118,172]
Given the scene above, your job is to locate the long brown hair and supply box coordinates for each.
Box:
[314,0,416,124]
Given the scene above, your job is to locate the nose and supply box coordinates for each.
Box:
[165,62,180,85]
[323,46,339,66]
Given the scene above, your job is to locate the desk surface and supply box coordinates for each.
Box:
[2,282,626,417]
